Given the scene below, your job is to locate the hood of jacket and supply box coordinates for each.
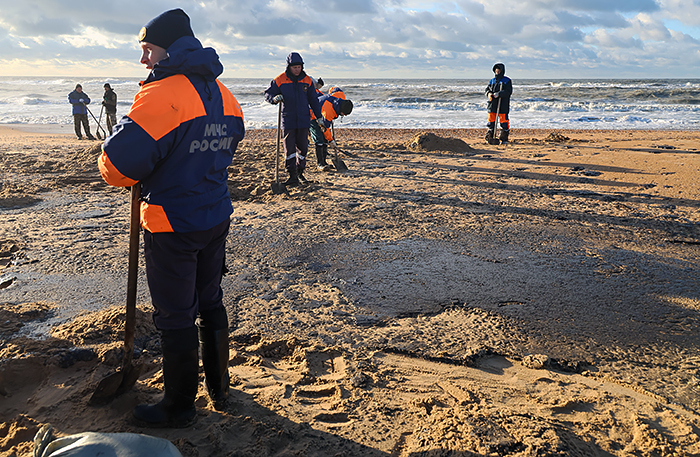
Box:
[492,63,506,79]
[144,36,223,85]
[286,52,304,68]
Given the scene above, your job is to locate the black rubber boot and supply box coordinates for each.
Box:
[499,129,510,143]
[298,168,309,185]
[315,144,329,171]
[485,127,495,142]
[133,327,198,428]
[284,168,299,187]
[321,144,329,170]
[197,308,230,411]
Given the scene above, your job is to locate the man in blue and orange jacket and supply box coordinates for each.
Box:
[264,52,323,186]
[309,87,353,171]
[98,8,245,428]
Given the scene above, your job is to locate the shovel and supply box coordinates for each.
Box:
[89,184,143,405]
[488,82,503,146]
[270,103,286,194]
[330,123,348,171]
[97,104,105,137]
[83,103,106,140]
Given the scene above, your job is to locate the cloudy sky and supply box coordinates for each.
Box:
[1,0,699,79]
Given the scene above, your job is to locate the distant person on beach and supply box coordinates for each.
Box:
[67,84,96,140]
[309,86,353,171]
[98,8,245,428]
[264,52,323,186]
[102,83,117,135]
[485,63,513,144]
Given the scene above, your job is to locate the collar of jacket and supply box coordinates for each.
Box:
[143,36,223,85]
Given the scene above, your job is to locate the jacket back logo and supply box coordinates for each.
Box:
[189,123,235,153]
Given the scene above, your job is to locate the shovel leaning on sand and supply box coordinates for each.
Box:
[89,184,143,405]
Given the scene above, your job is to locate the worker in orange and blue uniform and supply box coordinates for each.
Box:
[485,62,513,143]
[309,87,353,171]
[264,52,323,186]
[98,8,245,428]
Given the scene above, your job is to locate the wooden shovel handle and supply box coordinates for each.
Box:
[275,103,281,184]
[123,184,140,366]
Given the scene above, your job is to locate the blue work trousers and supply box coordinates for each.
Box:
[144,218,230,331]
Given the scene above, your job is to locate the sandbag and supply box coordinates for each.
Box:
[34,424,182,457]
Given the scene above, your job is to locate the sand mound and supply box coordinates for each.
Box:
[51,305,156,347]
[545,132,570,143]
[406,132,473,153]
[69,142,103,170]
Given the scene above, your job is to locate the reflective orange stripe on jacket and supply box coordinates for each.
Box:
[130,75,207,141]
[141,203,173,233]
[217,80,244,118]
[98,150,137,187]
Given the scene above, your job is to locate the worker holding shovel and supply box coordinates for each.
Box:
[67,84,96,140]
[264,52,323,186]
[102,83,118,136]
[485,63,513,144]
[309,87,353,171]
[98,8,245,428]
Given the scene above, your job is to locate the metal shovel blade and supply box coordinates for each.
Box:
[331,146,348,172]
[89,362,142,406]
[488,138,501,145]
[332,157,348,171]
[271,182,286,194]
[89,184,143,406]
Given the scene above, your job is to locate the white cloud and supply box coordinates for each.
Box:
[0,0,698,78]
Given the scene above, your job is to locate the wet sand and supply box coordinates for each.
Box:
[1,126,699,456]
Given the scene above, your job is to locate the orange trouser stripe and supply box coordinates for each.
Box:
[488,113,509,125]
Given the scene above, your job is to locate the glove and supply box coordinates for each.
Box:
[316,118,326,131]
[272,94,284,104]
[492,92,499,98]
[79,99,84,103]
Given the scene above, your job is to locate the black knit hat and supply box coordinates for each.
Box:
[340,99,353,116]
[138,8,194,49]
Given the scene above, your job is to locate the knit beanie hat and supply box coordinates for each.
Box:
[286,52,304,68]
[340,99,353,116]
[138,8,194,49]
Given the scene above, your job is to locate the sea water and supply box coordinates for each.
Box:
[1,76,699,132]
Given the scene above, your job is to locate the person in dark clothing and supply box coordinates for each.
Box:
[485,63,513,143]
[99,8,245,428]
[102,83,118,135]
[309,87,353,171]
[264,52,323,186]
[68,84,96,140]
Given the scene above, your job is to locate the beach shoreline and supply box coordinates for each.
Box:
[1,126,699,456]
[3,122,700,137]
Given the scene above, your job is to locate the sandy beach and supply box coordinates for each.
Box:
[1,125,699,456]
